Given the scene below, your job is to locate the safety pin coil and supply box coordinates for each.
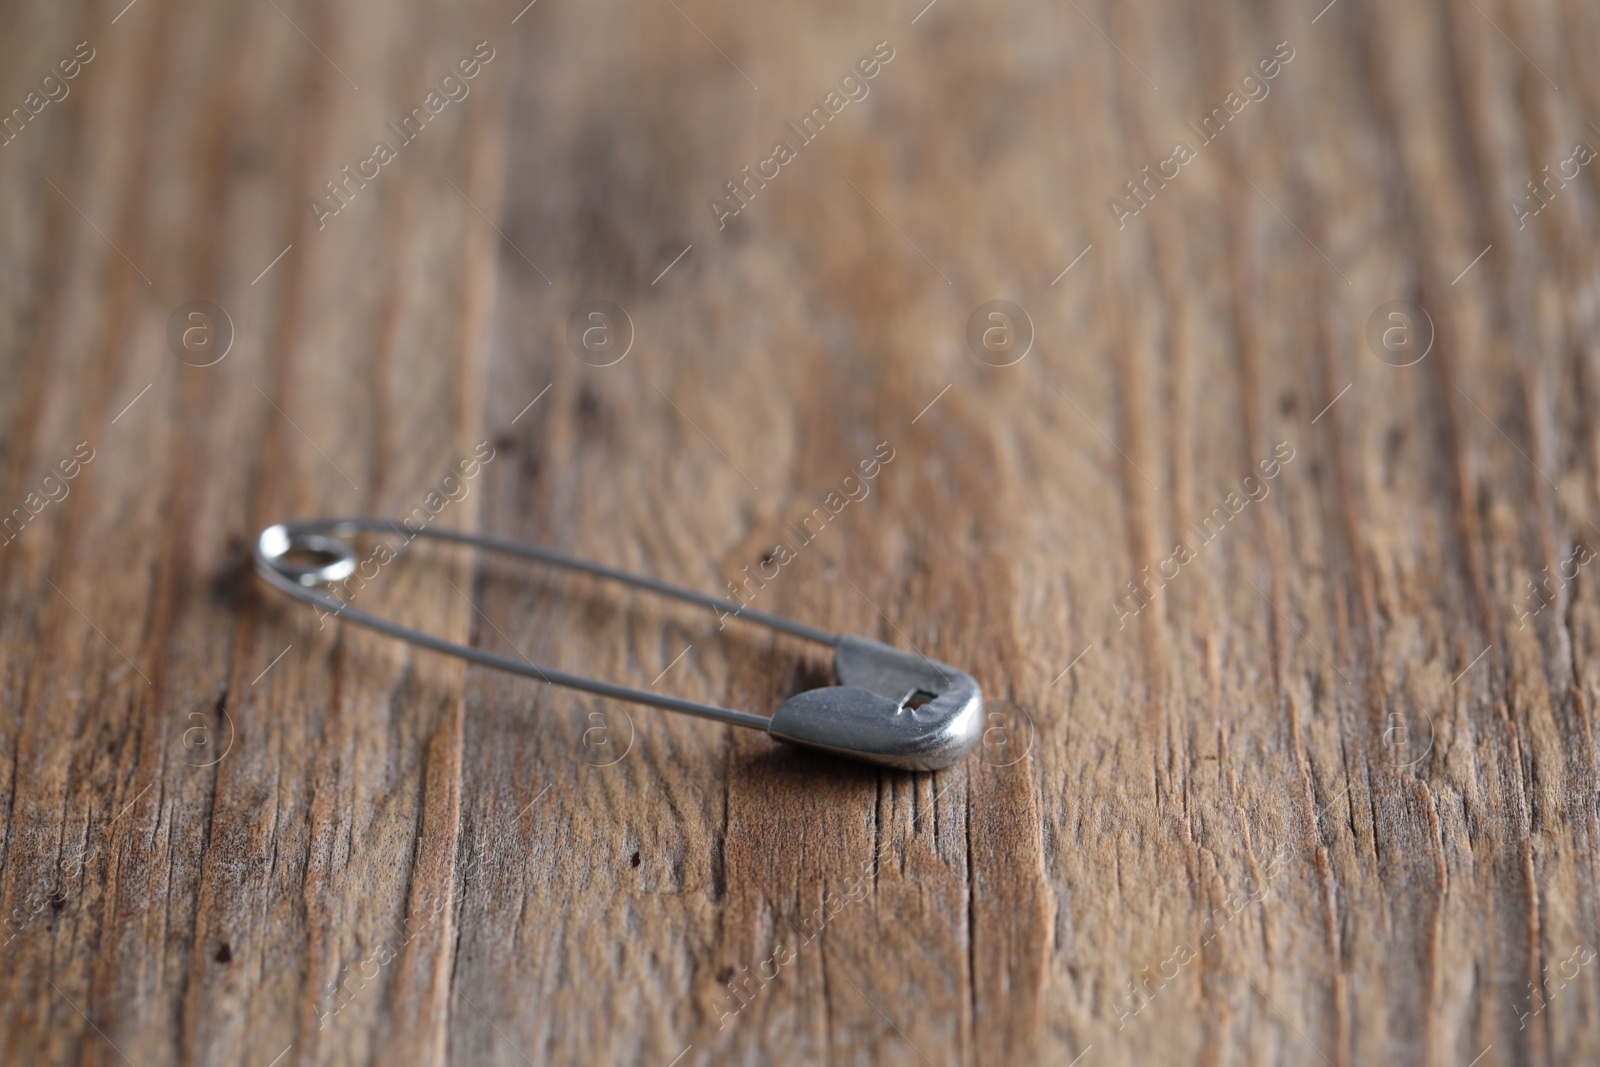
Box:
[253,519,983,771]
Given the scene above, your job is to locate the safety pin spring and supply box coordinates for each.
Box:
[254,519,983,770]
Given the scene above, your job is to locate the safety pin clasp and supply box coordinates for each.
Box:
[769,637,983,770]
[254,519,984,771]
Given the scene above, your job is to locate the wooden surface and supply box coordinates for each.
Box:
[3,0,1599,1063]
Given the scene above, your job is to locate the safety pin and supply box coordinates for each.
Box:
[253,519,983,770]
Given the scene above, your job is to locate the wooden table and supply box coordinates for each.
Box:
[3,0,1597,1063]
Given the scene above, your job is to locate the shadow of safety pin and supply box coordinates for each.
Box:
[253,519,983,771]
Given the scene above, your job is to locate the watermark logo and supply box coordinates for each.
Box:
[567,300,633,367]
[577,707,634,767]
[166,300,234,367]
[1382,709,1434,769]
[980,701,1036,767]
[966,300,1033,367]
[180,700,235,768]
[1365,300,1433,368]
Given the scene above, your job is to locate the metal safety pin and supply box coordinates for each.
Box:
[253,519,983,771]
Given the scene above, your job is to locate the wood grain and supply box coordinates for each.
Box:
[2,0,1599,1063]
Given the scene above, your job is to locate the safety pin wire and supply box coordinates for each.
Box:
[253,519,838,732]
